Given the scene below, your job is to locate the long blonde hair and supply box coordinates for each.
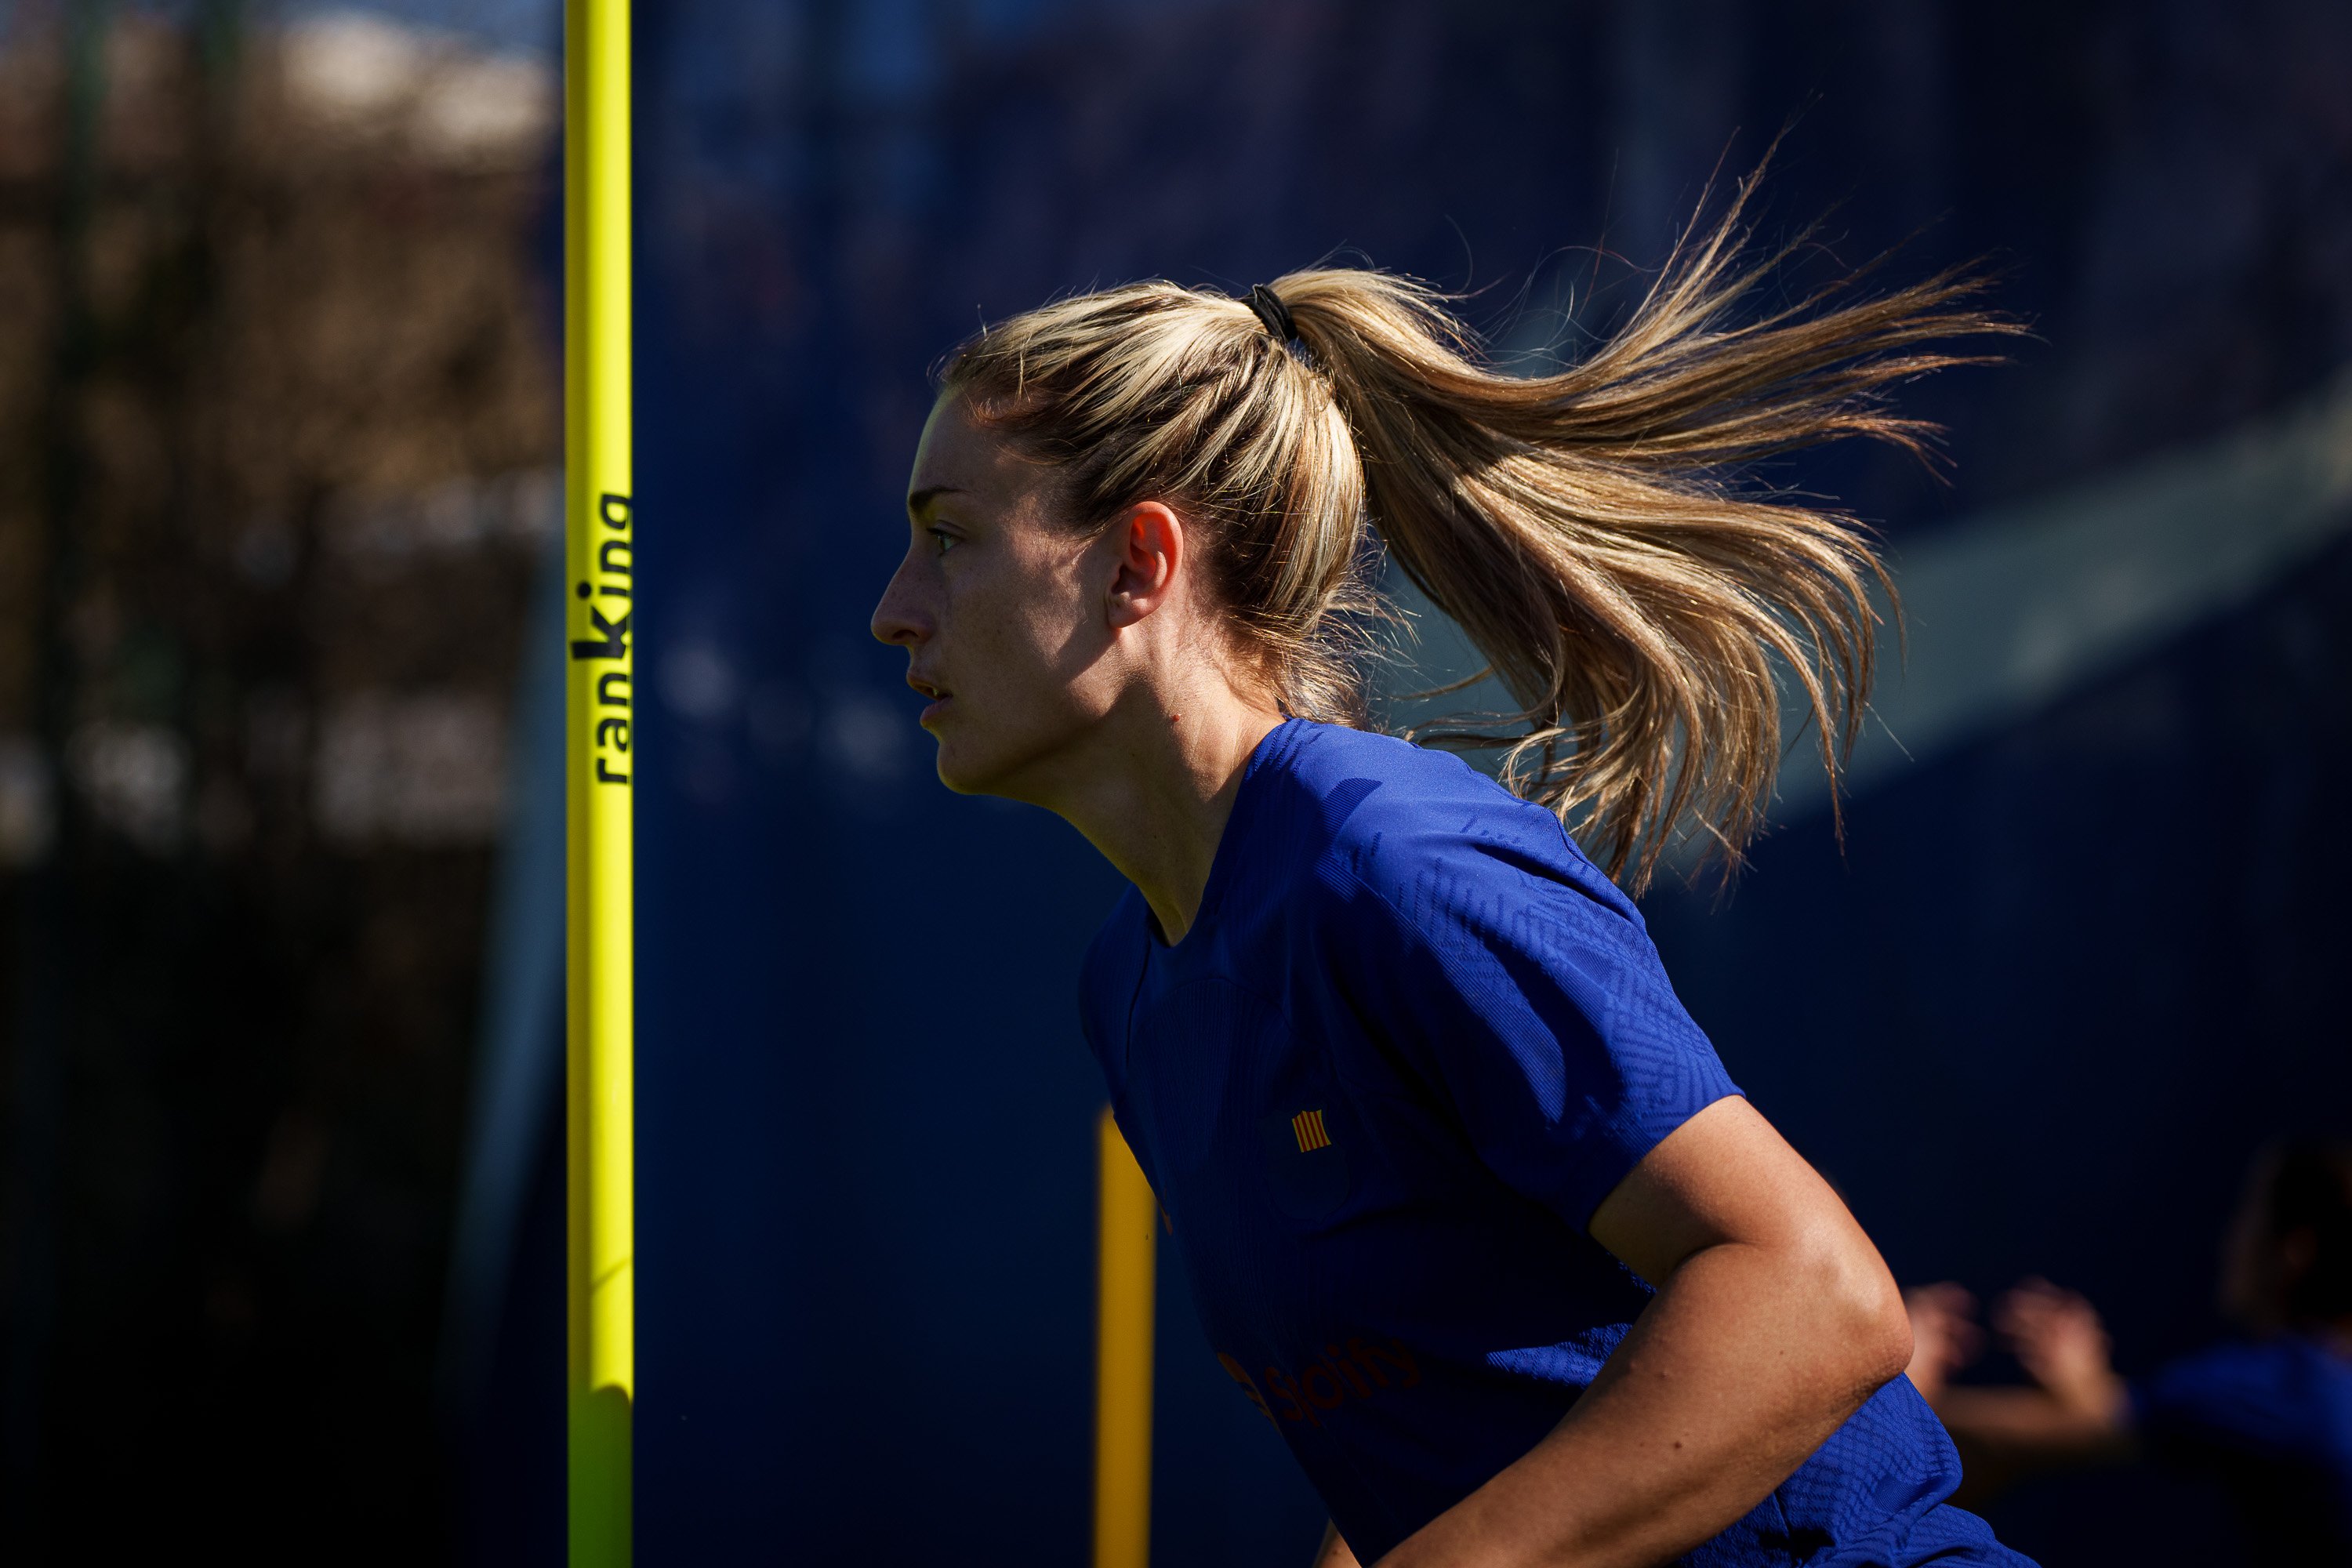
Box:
[941,170,2016,891]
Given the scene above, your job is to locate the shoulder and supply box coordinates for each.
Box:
[1267,722,1641,941]
[2142,1335,2318,1389]
[1268,730,1733,1224]
[2133,1336,2352,1440]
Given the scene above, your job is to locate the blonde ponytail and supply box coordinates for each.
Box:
[941,167,2017,891]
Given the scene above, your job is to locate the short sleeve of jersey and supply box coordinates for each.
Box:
[1323,813,1740,1231]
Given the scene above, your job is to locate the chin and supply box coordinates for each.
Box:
[929,733,1007,797]
[932,753,989,796]
[928,723,1059,802]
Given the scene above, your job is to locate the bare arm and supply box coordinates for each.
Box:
[1930,1278,2133,1468]
[1934,1386,2129,1456]
[1375,1096,1914,1568]
[1312,1520,1363,1567]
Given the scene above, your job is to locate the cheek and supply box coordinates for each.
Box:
[939,550,1106,742]
[958,554,1083,674]
[944,569,1031,686]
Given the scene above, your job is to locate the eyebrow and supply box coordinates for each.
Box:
[906,485,965,517]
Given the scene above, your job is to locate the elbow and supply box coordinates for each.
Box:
[1853,1278,1915,1393]
[1796,1229,1914,1397]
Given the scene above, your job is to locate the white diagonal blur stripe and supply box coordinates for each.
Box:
[1794,368,2352,817]
[1377,368,2352,833]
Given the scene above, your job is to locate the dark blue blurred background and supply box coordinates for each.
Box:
[2,1,2347,1564]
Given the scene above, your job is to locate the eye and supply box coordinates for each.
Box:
[927,526,960,557]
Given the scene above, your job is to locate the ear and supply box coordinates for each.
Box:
[1105,501,1185,630]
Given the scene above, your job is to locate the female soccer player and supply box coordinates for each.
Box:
[872,181,2031,1566]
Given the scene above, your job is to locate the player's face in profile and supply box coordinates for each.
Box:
[873,390,1120,798]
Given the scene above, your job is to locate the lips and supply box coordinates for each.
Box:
[908,673,952,725]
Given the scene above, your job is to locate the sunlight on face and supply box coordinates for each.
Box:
[869,390,1120,798]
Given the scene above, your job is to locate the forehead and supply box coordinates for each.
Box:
[907,389,1041,512]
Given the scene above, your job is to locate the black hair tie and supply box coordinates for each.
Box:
[1246,283,1299,345]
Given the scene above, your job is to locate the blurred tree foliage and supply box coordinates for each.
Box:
[0,7,557,1558]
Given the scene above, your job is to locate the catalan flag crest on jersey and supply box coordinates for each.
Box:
[1291,1108,1333,1153]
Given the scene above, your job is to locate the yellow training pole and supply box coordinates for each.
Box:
[564,0,633,1563]
[1094,1109,1157,1568]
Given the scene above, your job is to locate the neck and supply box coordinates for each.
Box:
[1039,683,1283,946]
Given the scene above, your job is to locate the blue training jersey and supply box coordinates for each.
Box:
[2132,1334,2352,1557]
[1078,719,2024,1566]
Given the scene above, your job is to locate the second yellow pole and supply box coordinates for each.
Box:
[1094,1109,1157,1568]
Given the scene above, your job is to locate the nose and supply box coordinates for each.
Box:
[870,551,930,648]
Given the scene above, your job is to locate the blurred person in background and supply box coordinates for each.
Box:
[1906,1139,2352,1562]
